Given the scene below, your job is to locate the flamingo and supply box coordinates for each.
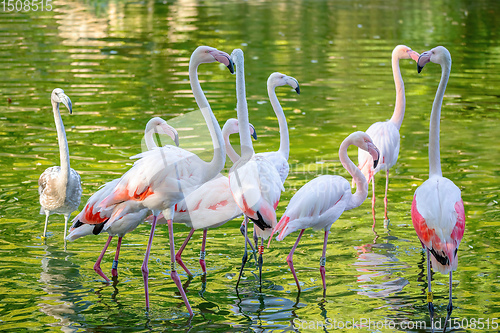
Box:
[98,46,234,315]
[66,117,179,283]
[356,45,419,228]
[228,49,284,288]
[270,131,380,293]
[162,118,257,277]
[38,88,82,242]
[413,46,465,331]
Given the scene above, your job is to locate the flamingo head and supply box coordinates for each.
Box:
[222,118,257,140]
[145,117,179,147]
[193,46,234,74]
[267,72,300,94]
[417,46,451,73]
[393,45,420,62]
[51,88,72,114]
[349,131,380,169]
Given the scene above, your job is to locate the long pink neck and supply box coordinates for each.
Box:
[429,60,450,177]
[268,82,289,160]
[339,139,368,210]
[189,57,226,181]
[389,55,406,130]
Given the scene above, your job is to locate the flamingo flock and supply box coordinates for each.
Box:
[37,44,465,326]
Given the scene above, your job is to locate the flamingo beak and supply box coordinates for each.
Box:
[59,93,73,114]
[368,144,380,169]
[417,51,432,74]
[287,77,300,94]
[250,124,258,140]
[408,50,420,62]
[227,59,235,74]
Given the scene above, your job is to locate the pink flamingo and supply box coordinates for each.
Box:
[38,88,82,242]
[229,49,284,288]
[98,46,234,315]
[413,46,465,331]
[270,131,380,293]
[145,118,257,277]
[66,117,179,283]
[356,45,419,228]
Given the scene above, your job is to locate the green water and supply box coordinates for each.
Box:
[0,0,499,331]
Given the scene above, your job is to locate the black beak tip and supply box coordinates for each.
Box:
[252,131,258,140]
[295,86,300,95]
[227,60,235,74]
[417,65,423,74]
[373,159,379,169]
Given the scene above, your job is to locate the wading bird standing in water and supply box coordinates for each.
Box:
[356,45,419,229]
[229,49,284,289]
[412,46,465,332]
[270,131,379,294]
[98,46,234,315]
[38,88,82,242]
[67,117,179,283]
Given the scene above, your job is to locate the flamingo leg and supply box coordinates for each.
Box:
[286,229,305,292]
[199,229,207,274]
[111,236,122,277]
[235,216,249,290]
[94,235,113,283]
[43,212,50,238]
[371,172,376,230]
[167,218,193,316]
[384,169,390,228]
[426,248,435,329]
[239,221,257,262]
[258,237,264,292]
[142,214,157,309]
[175,228,195,277]
[63,214,69,242]
[320,230,329,292]
[443,272,453,332]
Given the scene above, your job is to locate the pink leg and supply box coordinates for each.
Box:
[286,229,305,291]
[167,219,193,316]
[111,236,122,277]
[371,173,376,229]
[142,215,157,309]
[384,169,389,225]
[199,229,207,274]
[320,230,330,291]
[94,235,113,283]
[175,228,195,277]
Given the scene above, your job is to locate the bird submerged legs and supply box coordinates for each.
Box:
[258,237,264,292]
[426,248,435,332]
[235,216,250,289]
[320,230,329,295]
[175,229,196,277]
[142,214,157,309]
[370,171,377,230]
[286,229,305,292]
[94,235,113,283]
[384,169,390,228]
[442,272,453,332]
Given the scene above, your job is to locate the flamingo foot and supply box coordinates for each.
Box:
[171,269,193,316]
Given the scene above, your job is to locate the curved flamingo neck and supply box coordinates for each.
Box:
[222,125,240,163]
[145,124,158,150]
[268,81,289,160]
[233,50,254,158]
[52,99,70,188]
[429,60,450,178]
[389,55,405,130]
[189,56,226,180]
[339,138,368,210]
